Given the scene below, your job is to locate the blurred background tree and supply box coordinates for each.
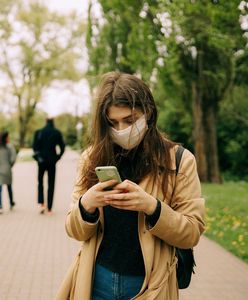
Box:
[0,0,85,147]
[1,0,247,181]
[86,0,248,182]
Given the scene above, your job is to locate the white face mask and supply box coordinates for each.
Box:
[110,115,148,150]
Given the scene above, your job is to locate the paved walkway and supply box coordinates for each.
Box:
[0,150,248,300]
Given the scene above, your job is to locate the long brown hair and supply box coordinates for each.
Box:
[80,72,176,197]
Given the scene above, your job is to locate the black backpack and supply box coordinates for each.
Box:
[175,146,196,289]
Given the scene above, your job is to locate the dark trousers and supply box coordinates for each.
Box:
[38,162,56,211]
[0,184,14,208]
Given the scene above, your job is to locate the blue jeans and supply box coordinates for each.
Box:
[92,264,144,300]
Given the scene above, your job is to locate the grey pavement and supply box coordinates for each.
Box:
[180,237,248,300]
[0,150,80,300]
[0,150,248,300]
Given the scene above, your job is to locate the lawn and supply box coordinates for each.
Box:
[202,181,248,263]
[16,148,34,162]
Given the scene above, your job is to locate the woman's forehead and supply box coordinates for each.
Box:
[107,105,142,119]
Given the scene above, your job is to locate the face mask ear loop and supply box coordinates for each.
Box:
[126,107,135,148]
[131,106,135,121]
[131,105,141,132]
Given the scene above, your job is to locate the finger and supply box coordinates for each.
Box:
[96,180,118,191]
[104,192,133,200]
[115,180,137,191]
[103,188,124,195]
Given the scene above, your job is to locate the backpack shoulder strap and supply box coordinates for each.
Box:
[174,145,196,289]
[176,145,185,175]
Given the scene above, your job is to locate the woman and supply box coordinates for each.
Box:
[0,131,16,213]
[56,72,205,300]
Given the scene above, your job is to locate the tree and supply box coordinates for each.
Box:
[55,113,78,146]
[218,86,248,180]
[160,0,246,183]
[0,1,85,147]
[86,0,248,182]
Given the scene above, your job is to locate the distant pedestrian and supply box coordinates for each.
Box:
[32,118,65,214]
[0,131,17,213]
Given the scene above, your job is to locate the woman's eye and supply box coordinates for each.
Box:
[125,119,134,125]
[108,120,116,127]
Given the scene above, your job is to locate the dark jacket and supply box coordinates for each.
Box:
[33,123,65,164]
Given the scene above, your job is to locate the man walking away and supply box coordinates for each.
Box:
[33,118,65,214]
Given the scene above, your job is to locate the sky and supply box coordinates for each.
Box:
[38,0,91,117]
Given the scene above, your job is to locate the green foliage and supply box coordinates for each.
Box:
[54,112,92,149]
[157,100,194,151]
[126,18,158,81]
[87,0,246,107]
[218,86,248,180]
[79,113,92,150]
[162,0,243,106]
[0,113,7,131]
[86,0,248,180]
[0,1,85,146]
[235,49,248,85]
[203,182,248,263]
[87,0,156,79]
[0,0,16,36]
[55,113,77,146]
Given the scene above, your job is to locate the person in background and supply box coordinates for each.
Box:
[56,72,205,300]
[0,131,17,214]
[32,118,65,215]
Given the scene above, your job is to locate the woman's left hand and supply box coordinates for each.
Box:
[104,179,157,215]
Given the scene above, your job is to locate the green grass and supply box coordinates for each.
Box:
[17,155,34,162]
[16,148,34,162]
[202,181,248,263]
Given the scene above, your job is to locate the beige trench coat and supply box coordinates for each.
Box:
[55,147,205,300]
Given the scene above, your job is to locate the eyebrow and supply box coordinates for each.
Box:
[109,113,137,122]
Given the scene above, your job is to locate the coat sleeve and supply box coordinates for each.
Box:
[32,130,39,152]
[56,130,65,158]
[65,150,99,242]
[148,149,205,249]
[8,144,16,166]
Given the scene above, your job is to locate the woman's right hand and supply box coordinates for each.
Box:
[80,180,121,213]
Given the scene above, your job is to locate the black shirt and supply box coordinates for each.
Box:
[79,148,161,276]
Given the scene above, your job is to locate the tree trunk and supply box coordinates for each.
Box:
[18,113,28,148]
[204,105,222,183]
[19,122,27,148]
[17,95,38,148]
[192,82,208,182]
